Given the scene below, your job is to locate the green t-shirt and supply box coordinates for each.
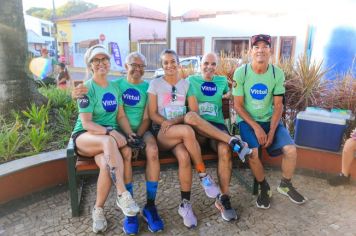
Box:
[232,64,285,122]
[114,78,149,132]
[187,75,229,124]
[72,79,120,134]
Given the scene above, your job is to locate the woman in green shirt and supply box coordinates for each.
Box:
[71,45,139,233]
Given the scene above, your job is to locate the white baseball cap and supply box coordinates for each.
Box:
[84,44,111,66]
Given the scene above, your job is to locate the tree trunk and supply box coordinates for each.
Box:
[0,0,46,117]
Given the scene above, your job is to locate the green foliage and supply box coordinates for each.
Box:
[28,121,52,153]
[57,0,97,18]
[39,85,72,108]
[57,105,75,134]
[26,1,97,20]
[26,7,51,20]
[22,103,50,127]
[0,117,26,162]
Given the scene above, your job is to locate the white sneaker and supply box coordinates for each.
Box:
[116,191,140,216]
[200,174,220,198]
[178,199,197,228]
[92,207,107,233]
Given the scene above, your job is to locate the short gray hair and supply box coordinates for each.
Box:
[125,52,147,65]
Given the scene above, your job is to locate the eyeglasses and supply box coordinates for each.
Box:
[129,63,146,69]
[171,86,177,102]
[91,57,110,66]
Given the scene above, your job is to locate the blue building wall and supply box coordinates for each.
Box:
[71,18,129,71]
[324,27,356,79]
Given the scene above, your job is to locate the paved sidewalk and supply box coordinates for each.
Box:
[1,166,356,236]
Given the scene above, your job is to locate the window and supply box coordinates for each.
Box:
[177,38,203,56]
[74,43,87,54]
[270,36,277,63]
[279,36,296,62]
[41,23,50,37]
[213,38,249,57]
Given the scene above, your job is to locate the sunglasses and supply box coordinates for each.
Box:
[171,86,177,102]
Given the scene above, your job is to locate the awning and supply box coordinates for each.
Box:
[78,39,99,48]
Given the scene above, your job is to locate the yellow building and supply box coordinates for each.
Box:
[56,20,73,65]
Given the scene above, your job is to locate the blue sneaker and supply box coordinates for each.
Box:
[142,205,164,232]
[123,215,139,235]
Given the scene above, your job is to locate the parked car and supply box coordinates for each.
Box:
[154,56,202,78]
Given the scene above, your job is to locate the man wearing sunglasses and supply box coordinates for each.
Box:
[233,34,307,210]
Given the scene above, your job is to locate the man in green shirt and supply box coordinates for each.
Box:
[233,34,306,209]
[185,52,249,222]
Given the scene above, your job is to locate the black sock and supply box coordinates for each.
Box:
[146,199,155,207]
[259,178,269,191]
[281,177,291,184]
[181,191,191,202]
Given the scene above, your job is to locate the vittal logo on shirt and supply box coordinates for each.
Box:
[122,88,140,106]
[102,93,117,112]
[78,95,89,108]
[250,83,268,100]
[201,82,217,96]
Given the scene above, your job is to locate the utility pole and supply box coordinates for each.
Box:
[52,0,58,60]
[166,0,171,49]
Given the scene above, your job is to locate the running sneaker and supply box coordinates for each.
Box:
[178,199,197,228]
[328,173,350,186]
[200,174,220,198]
[116,191,140,216]
[142,204,164,232]
[229,137,252,163]
[256,183,272,209]
[215,194,239,221]
[92,207,107,234]
[277,181,306,204]
[123,215,139,235]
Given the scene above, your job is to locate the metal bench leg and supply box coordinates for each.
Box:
[67,141,80,217]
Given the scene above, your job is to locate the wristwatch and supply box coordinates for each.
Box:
[105,126,113,135]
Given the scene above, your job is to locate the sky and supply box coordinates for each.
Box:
[21,0,356,17]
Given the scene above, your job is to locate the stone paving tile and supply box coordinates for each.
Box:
[1,165,356,236]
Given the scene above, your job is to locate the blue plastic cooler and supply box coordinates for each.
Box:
[294,111,347,152]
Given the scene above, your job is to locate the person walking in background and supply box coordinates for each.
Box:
[233,34,307,209]
[328,128,356,186]
[39,48,57,85]
[56,62,70,89]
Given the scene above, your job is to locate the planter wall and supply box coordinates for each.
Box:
[0,150,67,204]
[0,146,354,205]
[261,146,356,179]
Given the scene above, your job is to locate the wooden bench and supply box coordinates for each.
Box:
[66,139,220,217]
[66,98,235,217]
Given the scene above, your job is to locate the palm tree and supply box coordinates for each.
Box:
[0,0,45,117]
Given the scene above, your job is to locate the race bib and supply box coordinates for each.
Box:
[199,102,217,116]
[251,100,265,110]
[164,106,186,120]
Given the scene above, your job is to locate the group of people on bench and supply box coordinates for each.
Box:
[70,34,309,234]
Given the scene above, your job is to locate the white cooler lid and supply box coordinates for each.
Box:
[297,111,346,125]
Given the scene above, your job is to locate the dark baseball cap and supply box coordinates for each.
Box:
[251,34,271,46]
